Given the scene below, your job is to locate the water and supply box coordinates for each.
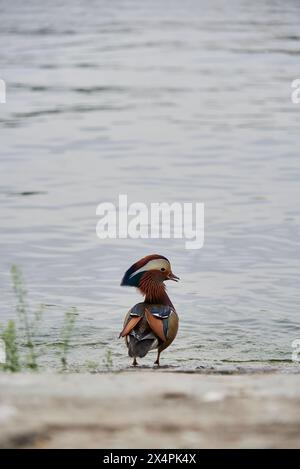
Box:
[1,0,300,372]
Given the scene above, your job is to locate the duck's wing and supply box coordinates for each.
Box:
[145,305,178,343]
[145,308,166,341]
[164,309,179,344]
[119,315,142,338]
[119,303,144,338]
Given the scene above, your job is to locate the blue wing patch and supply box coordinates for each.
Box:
[130,303,146,317]
[148,305,174,319]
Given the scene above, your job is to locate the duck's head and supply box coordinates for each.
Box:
[121,254,179,288]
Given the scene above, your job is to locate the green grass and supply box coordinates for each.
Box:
[85,360,99,373]
[103,348,113,371]
[1,320,20,372]
[11,265,42,369]
[0,266,79,373]
[60,307,78,371]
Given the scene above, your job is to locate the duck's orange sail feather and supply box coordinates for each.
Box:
[145,308,166,342]
[119,316,142,338]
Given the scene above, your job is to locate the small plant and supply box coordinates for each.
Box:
[60,307,78,371]
[103,348,113,371]
[0,266,80,373]
[11,265,43,370]
[1,320,21,372]
[85,360,99,373]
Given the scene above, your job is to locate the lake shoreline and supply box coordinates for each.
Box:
[1,370,300,448]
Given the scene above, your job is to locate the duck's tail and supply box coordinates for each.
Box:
[128,330,158,358]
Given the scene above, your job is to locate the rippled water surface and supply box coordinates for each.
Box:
[1,0,300,371]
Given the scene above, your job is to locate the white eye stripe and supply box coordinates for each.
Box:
[129,259,170,279]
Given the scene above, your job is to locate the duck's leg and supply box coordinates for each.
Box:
[132,357,138,367]
[154,351,161,367]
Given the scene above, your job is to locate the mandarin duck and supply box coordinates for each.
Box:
[119,254,179,366]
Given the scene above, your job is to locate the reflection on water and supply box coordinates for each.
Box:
[1,0,300,371]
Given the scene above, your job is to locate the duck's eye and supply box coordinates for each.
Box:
[160,268,166,272]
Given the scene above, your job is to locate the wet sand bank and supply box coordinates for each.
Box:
[0,370,300,448]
